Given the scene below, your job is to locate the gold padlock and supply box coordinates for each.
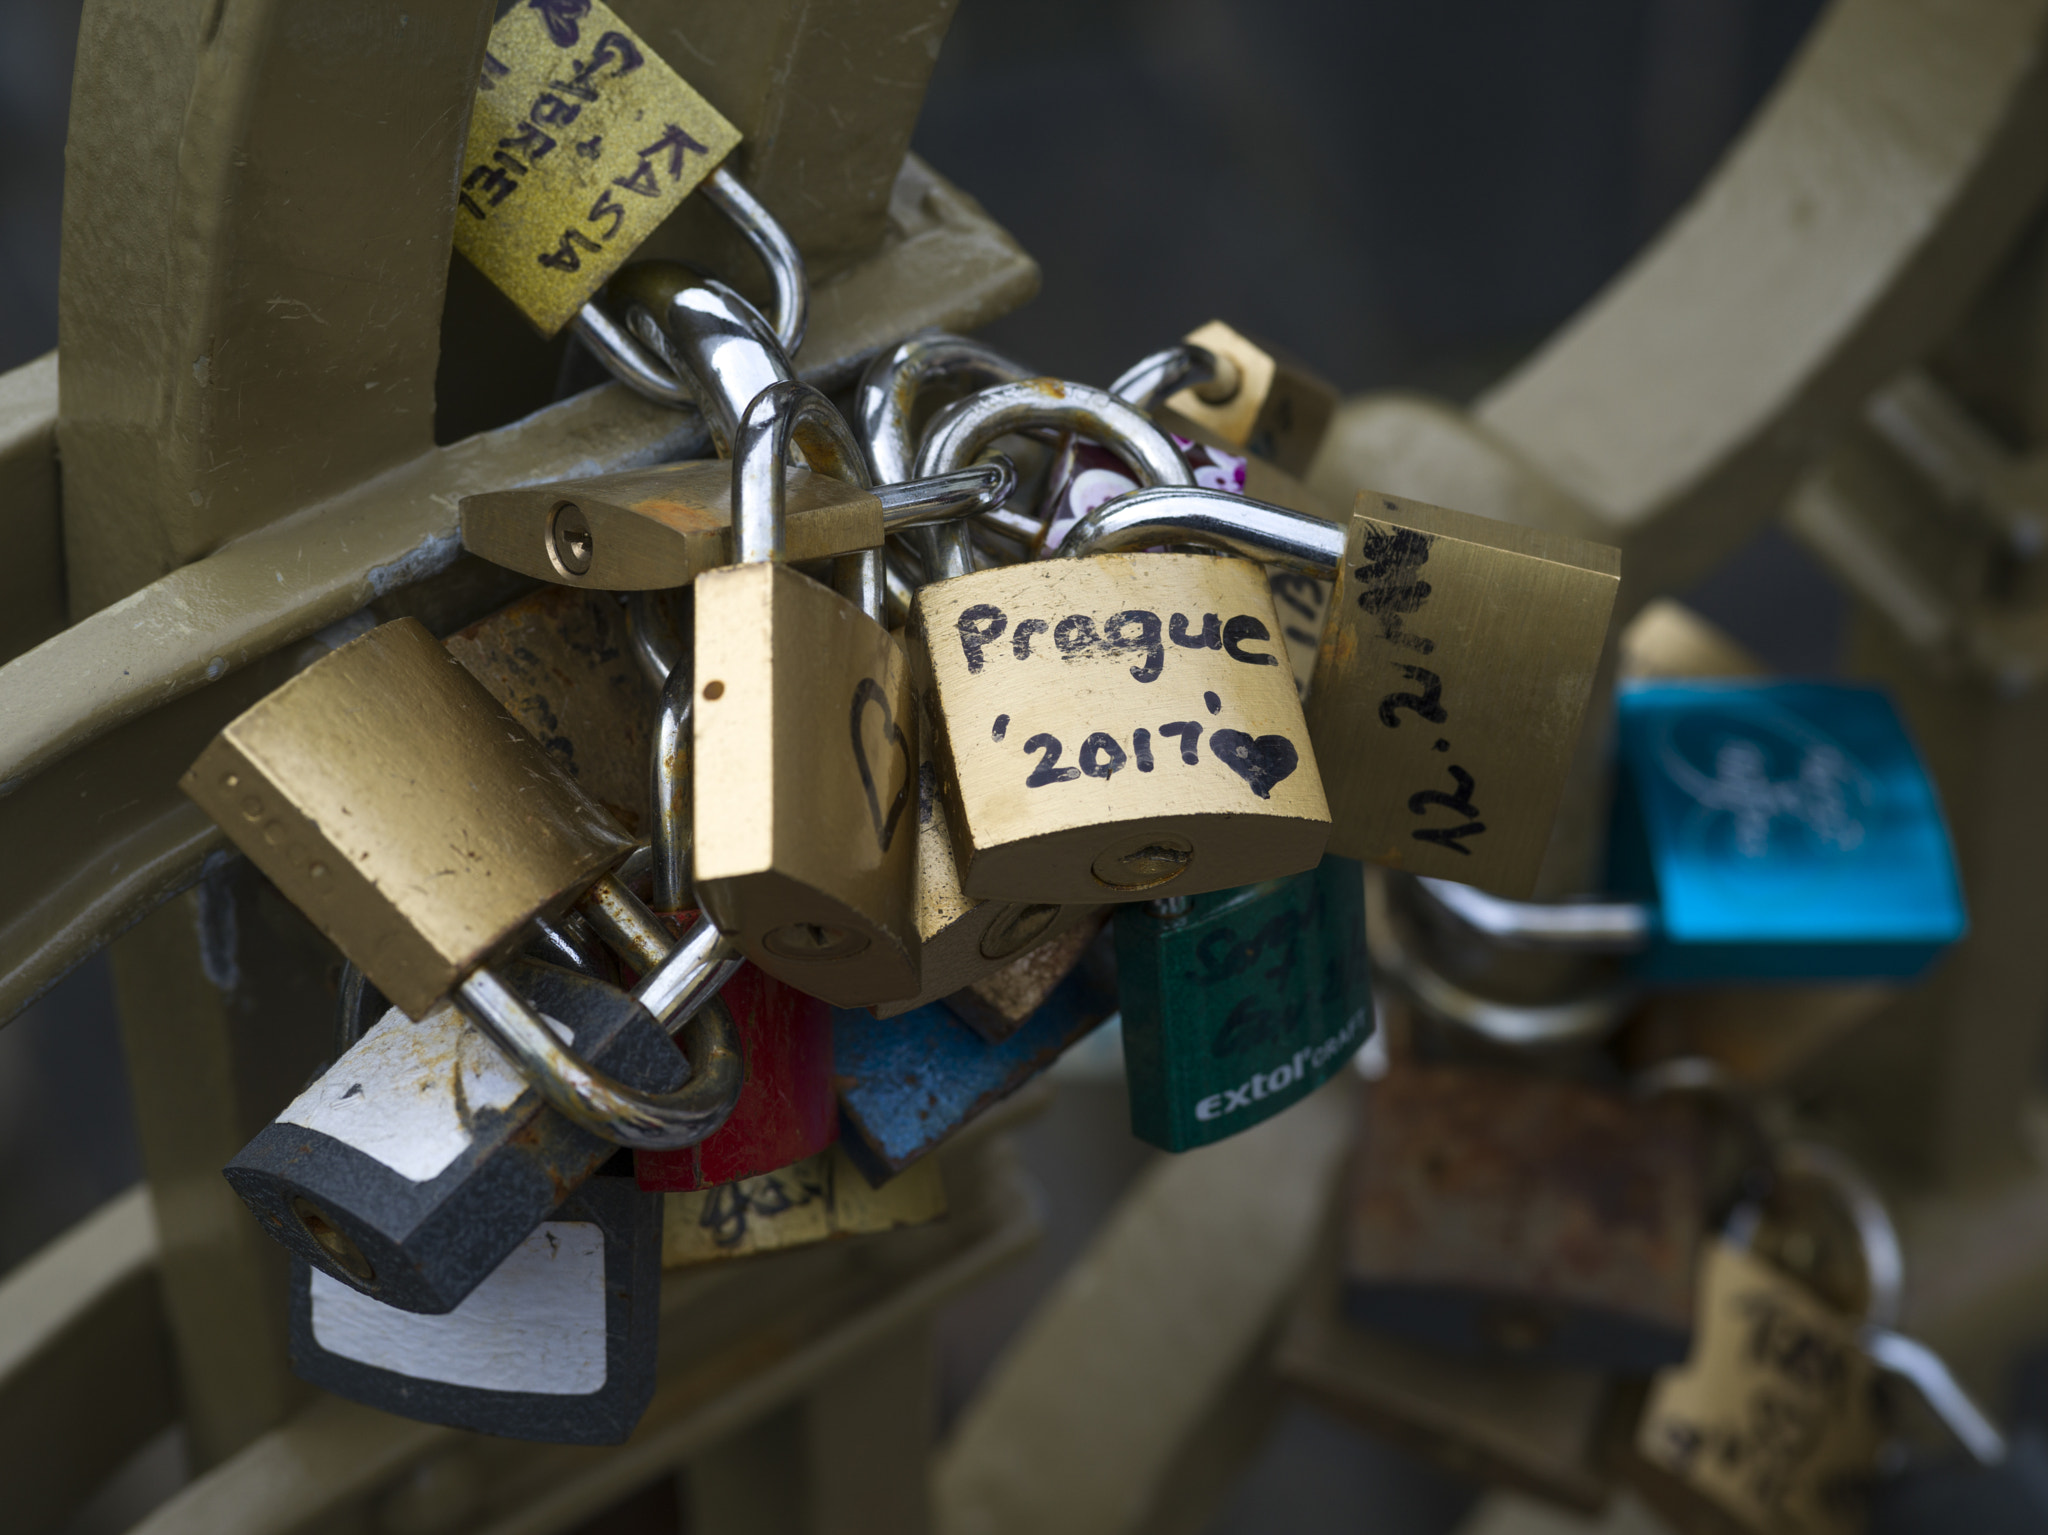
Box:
[1622,1144,2006,1535]
[692,380,922,1004]
[181,617,740,1150]
[660,1143,946,1268]
[1063,484,1619,898]
[1155,319,1338,478]
[908,380,1333,904]
[853,338,1105,1011]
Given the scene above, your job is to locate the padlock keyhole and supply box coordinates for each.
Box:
[1091,835,1194,891]
[547,501,595,577]
[290,1195,377,1285]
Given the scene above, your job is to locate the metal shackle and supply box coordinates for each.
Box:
[855,332,1036,583]
[1059,483,1342,571]
[732,379,873,566]
[1766,1143,2005,1465]
[916,379,1196,578]
[1105,342,1223,412]
[574,168,808,409]
[609,266,796,456]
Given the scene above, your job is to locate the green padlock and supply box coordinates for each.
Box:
[1117,857,1372,1151]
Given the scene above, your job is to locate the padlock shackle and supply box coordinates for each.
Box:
[609,270,796,458]
[1775,1141,1906,1329]
[1416,875,1652,954]
[1366,869,1634,1049]
[651,654,694,913]
[856,333,1036,583]
[732,380,872,564]
[459,966,743,1151]
[876,460,1017,530]
[1861,1326,2009,1467]
[572,168,808,410]
[1058,485,1342,573]
[1107,342,1224,412]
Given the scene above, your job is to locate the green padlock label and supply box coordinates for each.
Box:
[1117,857,1371,1151]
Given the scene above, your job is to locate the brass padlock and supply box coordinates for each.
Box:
[1064,484,1619,897]
[1154,319,1338,478]
[908,380,1332,904]
[853,336,1105,1013]
[660,1142,946,1268]
[1623,1145,2007,1535]
[183,617,736,1150]
[691,380,922,1004]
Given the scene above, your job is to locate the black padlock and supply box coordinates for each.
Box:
[227,958,686,1315]
[288,1169,660,1444]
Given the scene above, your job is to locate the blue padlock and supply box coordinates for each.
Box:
[1608,680,1966,985]
[833,937,1119,1183]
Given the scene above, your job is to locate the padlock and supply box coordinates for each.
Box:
[1623,1144,2007,1535]
[687,377,924,1005]
[287,1169,660,1445]
[852,336,1108,1016]
[188,618,744,1308]
[1116,856,1373,1151]
[1609,679,1968,983]
[1341,1061,1708,1372]
[908,381,1333,904]
[835,926,1120,1183]
[1062,483,1620,897]
[452,0,744,341]
[635,954,835,1191]
[1152,320,1339,479]
[229,958,690,1315]
[660,1142,947,1268]
[1277,1212,1616,1515]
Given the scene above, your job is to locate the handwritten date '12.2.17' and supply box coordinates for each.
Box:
[1354,523,1488,856]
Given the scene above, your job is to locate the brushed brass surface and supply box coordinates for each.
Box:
[444,584,657,836]
[661,1144,946,1267]
[1623,1243,1879,1535]
[180,618,632,1017]
[1309,493,1619,899]
[913,553,1330,905]
[1160,320,1337,479]
[454,0,740,337]
[461,460,885,589]
[693,563,920,1005]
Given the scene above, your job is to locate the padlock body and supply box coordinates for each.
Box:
[635,959,836,1191]
[945,913,1108,1043]
[1624,1241,1881,1535]
[1308,495,1618,899]
[870,758,1100,1018]
[913,553,1331,905]
[1158,319,1337,478]
[835,934,1119,1181]
[289,1172,661,1445]
[227,960,684,1314]
[1117,857,1372,1151]
[461,461,885,590]
[1343,1064,1704,1372]
[182,618,633,1018]
[660,1144,946,1267]
[692,562,920,1006]
[1610,681,1966,983]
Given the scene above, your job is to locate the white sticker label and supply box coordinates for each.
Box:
[280,1004,571,1184]
[310,1221,608,1394]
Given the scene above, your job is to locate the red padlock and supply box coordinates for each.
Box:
[636,946,836,1192]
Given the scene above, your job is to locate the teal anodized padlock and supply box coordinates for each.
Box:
[1116,856,1372,1151]
[1608,680,1967,985]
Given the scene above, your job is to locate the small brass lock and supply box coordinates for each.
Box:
[691,381,922,1004]
[1064,484,1620,898]
[1155,319,1338,479]
[909,380,1332,904]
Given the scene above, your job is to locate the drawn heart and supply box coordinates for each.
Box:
[1209,729,1299,800]
[850,679,912,852]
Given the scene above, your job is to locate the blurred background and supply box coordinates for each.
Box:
[0,1,1853,1530]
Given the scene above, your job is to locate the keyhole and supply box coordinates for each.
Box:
[548,501,595,577]
[291,1195,376,1284]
